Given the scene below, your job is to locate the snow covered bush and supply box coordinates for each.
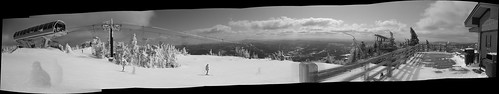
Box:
[58,44,64,51]
[321,54,345,65]
[217,50,226,56]
[91,33,181,69]
[181,47,188,55]
[1,46,18,53]
[91,37,107,59]
[269,51,291,61]
[75,45,80,50]
[235,47,250,58]
[160,44,181,68]
[208,49,215,56]
[251,53,259,59]
[115,42,129,71]
[129,34,139,72]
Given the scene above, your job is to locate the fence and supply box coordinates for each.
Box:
[299,44,428,82]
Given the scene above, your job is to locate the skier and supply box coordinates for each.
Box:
[205,64,210,75]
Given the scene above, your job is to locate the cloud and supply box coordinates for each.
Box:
[228,16,407,35]
[229,16,344,31]
[414,1,477,42]
[185,24,237,35]
[185,16,411,41]
[416,1,476,33]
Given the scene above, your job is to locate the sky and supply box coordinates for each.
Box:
[2,1,479,46]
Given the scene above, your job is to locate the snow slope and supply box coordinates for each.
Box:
[1,48,304,93]
[3,48,487,93]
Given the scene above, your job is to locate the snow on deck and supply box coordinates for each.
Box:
[384,52,487,81]
[318,52,488,82]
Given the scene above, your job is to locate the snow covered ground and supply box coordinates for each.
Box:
[1,48,489,93]
[318,52,487,82]
[384,52,488,81]
[1,48,303,93]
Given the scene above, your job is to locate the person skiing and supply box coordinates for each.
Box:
[205,64,210,75]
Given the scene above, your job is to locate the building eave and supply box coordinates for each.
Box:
[464,2,499,27]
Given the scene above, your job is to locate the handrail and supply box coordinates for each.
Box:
[307,44,425,82]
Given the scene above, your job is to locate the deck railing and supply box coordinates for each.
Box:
[299,44,431,82]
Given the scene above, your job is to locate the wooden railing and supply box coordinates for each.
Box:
[299,44,428,82]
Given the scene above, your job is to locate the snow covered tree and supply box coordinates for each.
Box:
[65,43,73,53]
[235,47,250,58]
[161,44,180,68]
[75,45,80,50]
[91,37,108,59]
[129,34,139,74]
[181,47,188,55]
[251,53,259,59]
[115,42,128,71]
[269,50,284,61]
[58,44,64,51]
[209,49,215,56]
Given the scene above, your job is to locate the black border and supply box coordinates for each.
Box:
[2,0,497,93]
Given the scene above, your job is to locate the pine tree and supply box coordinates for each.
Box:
[130,34,138,74]
[209,49,214,55]
[75,45,80,50]
[65,43,73,53]
[58,44,64,51]
[181,47,188,55]
[252,53,258,59]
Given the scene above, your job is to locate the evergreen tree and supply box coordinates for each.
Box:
[65,43,73,53]
[181,47,188,55]
[252,52,259,59]
[130,34,139,74]
[75,45,80,50]
[209,49,214,55]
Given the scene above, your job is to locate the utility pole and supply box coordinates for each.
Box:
[102,19,121,62]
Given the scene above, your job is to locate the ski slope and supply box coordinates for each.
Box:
[1,48,488,93]
[1,48,307,93]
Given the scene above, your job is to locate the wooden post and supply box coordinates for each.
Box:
[363,62,369,81]
[387,60,393,77]
[299,62,318,83]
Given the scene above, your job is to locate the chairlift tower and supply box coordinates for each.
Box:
[102,19,121,62]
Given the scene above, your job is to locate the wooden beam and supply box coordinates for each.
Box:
[341,60,391,81]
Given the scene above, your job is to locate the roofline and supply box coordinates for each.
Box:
[464,2,499,26]
[13,20,65,38]
[464,2,480,25]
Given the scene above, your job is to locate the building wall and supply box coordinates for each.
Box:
[480,30,498,61]
[477,5,498,63]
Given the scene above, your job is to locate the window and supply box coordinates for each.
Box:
[488,35,492,48]
[486,35,489,48]
[485,35,492,48]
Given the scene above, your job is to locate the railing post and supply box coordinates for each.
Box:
[363,62,370,81]
[299,62,318,83]
[387,60,393,78]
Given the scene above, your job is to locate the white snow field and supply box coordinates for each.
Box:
[1,48,488,93]
[1,48,306,93]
